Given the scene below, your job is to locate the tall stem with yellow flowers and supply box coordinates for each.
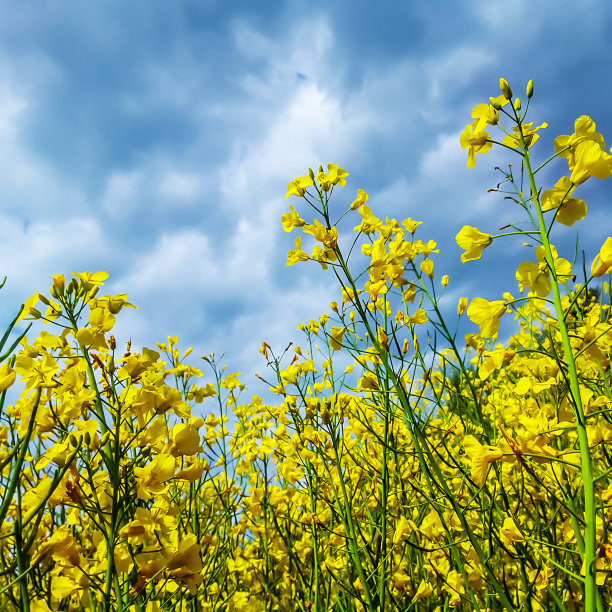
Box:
[517,118,600,612]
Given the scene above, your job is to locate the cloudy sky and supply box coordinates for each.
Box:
[1,0,611,391]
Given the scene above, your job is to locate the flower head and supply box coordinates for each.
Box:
[460,124,492,169]
[456,225,493,262]
[285,174,314,198]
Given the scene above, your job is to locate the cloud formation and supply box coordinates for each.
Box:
[1,0,612,394]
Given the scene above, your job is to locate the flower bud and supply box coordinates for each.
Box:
[67,278,78,295]
[38,294,50,306]
[308,167,315,181]
[52,274,65,296]
[489,96,502,111]
[513,98,521,111]
[526,79,534,99]
[499,78,513,100]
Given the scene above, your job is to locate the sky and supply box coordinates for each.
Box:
[1,0,612,395]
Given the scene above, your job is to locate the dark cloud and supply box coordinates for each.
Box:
[1,0,611,386]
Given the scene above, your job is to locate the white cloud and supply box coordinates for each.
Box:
[157,170,203,202]
[101,160,209,219]
[424,46,495,104]
[0,214,106,309]
[101,169,145,218]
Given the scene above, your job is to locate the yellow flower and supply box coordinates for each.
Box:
[31,524,81,567]
[15,350,59,389]
[456,225,493,262]
[166,423,203,456]
[412,580,433,602]
[457,296,468,316]
[71,270,109,290]
[377,326,389,351]
[470,102,499,132]
[401,218,422,234]
[0,363,16,393]
[502,121,547,149]
[516,245,572,297]
[286,236,309,266]
[463,435,503,486]
[554,116,612,185]
[570,139,612,185]
[591,237,612,277]
[174,463,205,481]
[75,307,116,350]
[350,188,368,210]
[500,516,524,547]
[329,326,346,351]
[541,176,586,226]
[354,204,381,234]
[134,453,176,501]
[316,163,349,191]
[285,174,313,198]
[467,297,507,339]
[281,205,305,232]
[460,124,492,169]
[409,308,427,325]
[303,219,338,248]
[420,258,434,279]
[393,516,415,545]
[165,532,203,573]
[18,292,41,320]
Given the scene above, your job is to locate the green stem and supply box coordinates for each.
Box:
[519,126,600,611]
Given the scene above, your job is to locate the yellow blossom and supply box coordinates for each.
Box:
[463,435,503,486]
[350,188,368,210]
[456,225,493,262]
[285,174,313,198]
[591,237,612,277]
[467,297,507,338]
[0,363,16,393]
[460,123,492,169]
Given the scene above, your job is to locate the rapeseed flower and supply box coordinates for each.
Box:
[456,225,493,262]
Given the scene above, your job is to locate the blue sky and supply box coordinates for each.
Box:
[1,0,612,390]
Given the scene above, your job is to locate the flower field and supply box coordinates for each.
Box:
[1,79,612,610]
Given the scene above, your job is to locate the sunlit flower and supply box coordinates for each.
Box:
[456,225,493,262]
[467,297,507,338]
